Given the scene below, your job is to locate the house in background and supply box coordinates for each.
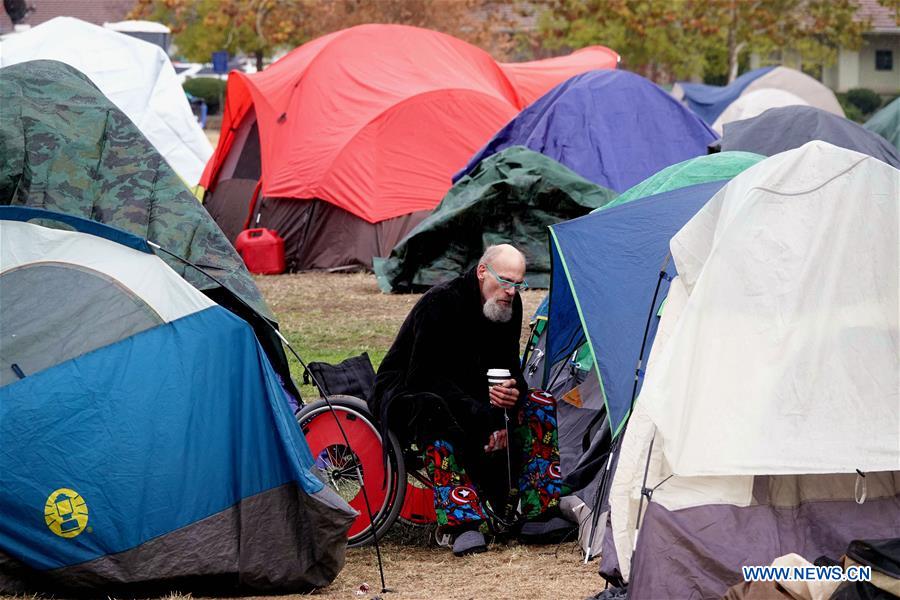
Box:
[0,1,173,52]
[1,0,136,34]
[822,0,898,94]
[104,19,171,52]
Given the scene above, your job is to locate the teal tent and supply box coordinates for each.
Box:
[598,151,765,210]
[864,97,900,151]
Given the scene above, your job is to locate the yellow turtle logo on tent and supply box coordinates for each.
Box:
[44,489,88,538]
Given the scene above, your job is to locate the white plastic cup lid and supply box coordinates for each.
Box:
[486,368,511,378]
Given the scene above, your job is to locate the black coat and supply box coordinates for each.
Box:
[370,268,527,449]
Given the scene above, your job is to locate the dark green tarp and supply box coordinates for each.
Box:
[373,146,617,293]
[0,60,298,395]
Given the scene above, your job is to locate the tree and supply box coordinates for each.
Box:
[531,0,725,82]
[3,0,35,24]
[530,0,873,84]
[131,0,518,69]
[130,0,315,70]
[313,0,518,59]
[713,0,868,83]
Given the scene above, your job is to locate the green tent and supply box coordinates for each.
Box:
[864,97,900,151]
[0,60,297,394]
[373,146,617,293]
[594,151,765,212]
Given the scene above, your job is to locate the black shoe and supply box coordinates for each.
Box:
[518,516,577,545]
[452,530,488,556]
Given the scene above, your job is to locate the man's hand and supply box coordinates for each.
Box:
[484,429,508,452]
[489,378,519,409]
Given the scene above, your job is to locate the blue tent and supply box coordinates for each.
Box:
[0,208,354,595]
[546,180,728,437]
[675,66,775,124]
[454,70,718,192]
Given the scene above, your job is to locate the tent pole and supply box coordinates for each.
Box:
[583,442,615,564]
[585,257,671,568]
[149,241,394,593]
[633,431,656,558]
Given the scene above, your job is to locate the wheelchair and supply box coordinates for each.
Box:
[296,392,436,547]
[296,321,547,547]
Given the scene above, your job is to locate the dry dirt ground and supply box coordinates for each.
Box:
[204,119,221,147]
[306,540,604,600]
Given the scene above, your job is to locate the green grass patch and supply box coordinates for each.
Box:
[256,271,546,402]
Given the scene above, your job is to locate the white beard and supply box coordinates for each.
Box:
[483,297,513,322]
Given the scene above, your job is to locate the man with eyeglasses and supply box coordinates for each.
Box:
[371,244,570,556]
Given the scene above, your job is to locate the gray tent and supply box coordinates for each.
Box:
[718,105,900,168]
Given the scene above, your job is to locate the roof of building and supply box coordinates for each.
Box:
[856,0,899,33]
[1,0,135,34]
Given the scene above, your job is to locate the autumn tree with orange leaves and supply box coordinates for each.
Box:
[130,0,519,69]
[532,0,879,84]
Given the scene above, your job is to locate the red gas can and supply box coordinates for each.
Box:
[235,228,286,275]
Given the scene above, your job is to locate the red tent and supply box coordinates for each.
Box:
[202,24,616,271]
[499,46,620,106]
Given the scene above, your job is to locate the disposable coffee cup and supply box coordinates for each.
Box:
[487,368,511,388]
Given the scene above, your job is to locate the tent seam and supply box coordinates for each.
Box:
[549,228,610,423]
[311,87,518,223]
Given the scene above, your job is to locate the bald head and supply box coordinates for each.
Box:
[478,244,526,272]
[476,244,526,321]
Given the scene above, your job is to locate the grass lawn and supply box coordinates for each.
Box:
[254,271,547,402]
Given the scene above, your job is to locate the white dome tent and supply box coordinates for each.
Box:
[0,17,212,186]
[605,141,900,598]
[711,88,810,134]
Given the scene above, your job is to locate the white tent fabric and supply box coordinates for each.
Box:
[711,88,810,134]
[0,17,212,186]
[746,67,843,118]
[1,220,215,322]
[104,20,172,34]
[641,141,899,477]
[608,143,899,581]
[607,275,750,582]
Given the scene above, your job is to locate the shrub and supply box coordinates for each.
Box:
[837,93,865,123]
[183,78,227,114]
[845,88,883,116]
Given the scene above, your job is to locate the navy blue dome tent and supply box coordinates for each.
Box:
[672,66,775,124]
[454,70,718,192]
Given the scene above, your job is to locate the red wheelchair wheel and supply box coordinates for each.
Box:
[296,396,405,547]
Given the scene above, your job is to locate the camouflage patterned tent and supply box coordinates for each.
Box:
[373,146,616,293]
[0,60,297,396]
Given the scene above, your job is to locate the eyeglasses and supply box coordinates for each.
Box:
[486,264,529,291]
